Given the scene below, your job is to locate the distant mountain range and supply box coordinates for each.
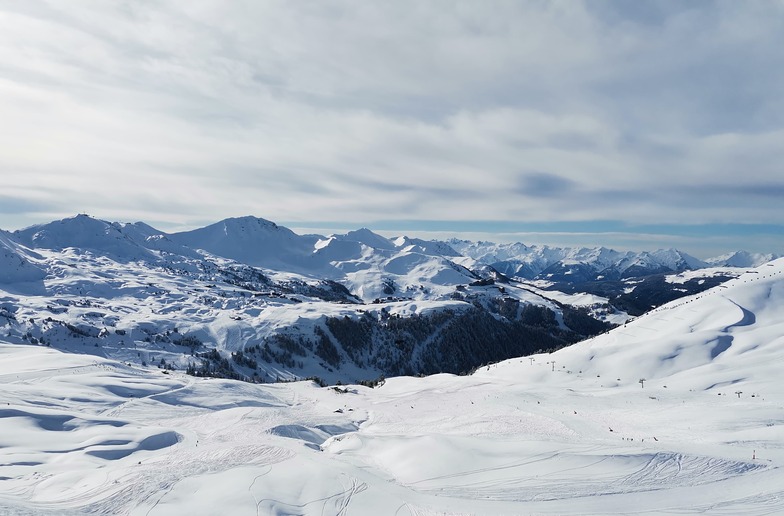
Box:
[447,239,778,282]
[0,214,777,384]
[4,214,777,288]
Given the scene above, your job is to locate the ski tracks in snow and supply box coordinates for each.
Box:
[86,445,293,515]
[249,473,367,516]
[400,448,766,504]
[100,373,195,418]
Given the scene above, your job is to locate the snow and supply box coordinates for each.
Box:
[168,216,321,273]
[506,280,631,324]
[393,236,462,257]
[707,250,781,268]
[337,228,398,251]
[0,231,46,285]
[665,266,744,284]
[448,240,714,279]
[1,259,784,514]
[13,215,157,263]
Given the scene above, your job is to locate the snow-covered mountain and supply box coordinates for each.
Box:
[315,229,478,302]
[706,250,781,268]
[1,257,782,514]
[0,214,773,385]
[0,230,46,284]
[13,214,157,263]
[114,221,203,259]
[0,216,579,384]
[446,239,711,281]
[8,214,763,290]
[169,216,321,272]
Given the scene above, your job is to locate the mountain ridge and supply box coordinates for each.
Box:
[0,213,771,384]
[6,215,776,280]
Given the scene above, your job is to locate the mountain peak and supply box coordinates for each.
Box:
[12,214,155,261]
[169,216,319,269]
[222,216,280,230]
[337,228,395,250]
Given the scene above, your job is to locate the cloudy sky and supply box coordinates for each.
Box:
[1,1,782,258]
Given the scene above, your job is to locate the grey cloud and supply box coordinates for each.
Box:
[517,173,577,198]
[685,183,784,200]
[344,175,478,200]
[0,1,782,240]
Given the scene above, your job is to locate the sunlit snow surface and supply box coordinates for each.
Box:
[1,260,784,515]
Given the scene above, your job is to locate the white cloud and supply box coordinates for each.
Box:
[0,0,782,255]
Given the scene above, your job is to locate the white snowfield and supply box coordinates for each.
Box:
[1,259,783,515]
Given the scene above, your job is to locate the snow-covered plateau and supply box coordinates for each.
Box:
[0,213,782,514]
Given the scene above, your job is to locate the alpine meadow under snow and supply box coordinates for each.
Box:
[0,215,782,514]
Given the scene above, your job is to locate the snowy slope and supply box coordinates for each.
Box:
[313,228,478,301]
[338,228,398,251]
[13,214,157,262]
[168,216,321,272]
[549,258,784,391]
[392,236,462,257]
[0,231,46,284]
[1,259,783,514]
[115,221,202,259]
[707,250,781,268]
